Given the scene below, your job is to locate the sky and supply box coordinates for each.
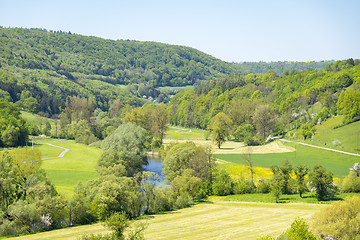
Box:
[1,0,360,62]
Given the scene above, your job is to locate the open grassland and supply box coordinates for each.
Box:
[35,138,101,197]
[165,126,208,140]
[215,142,360,177]
[7,197,321,240]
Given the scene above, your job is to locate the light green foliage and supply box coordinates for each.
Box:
[80,212,147,240]
[312,196,360,240]
[341,171,360,192]
[308,165,336,201]
[102,123,148,176]
[285,218,315,240]
[208,112,233,148]
[162,142,213,183]
[0,148,68,237]
[337,90,360,124]
[258,217,316,240]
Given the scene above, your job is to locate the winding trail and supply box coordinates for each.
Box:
[41,143,70,160]
[276,138,360,157]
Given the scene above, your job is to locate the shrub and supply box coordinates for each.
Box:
[341,171,360,193]
[232,178,254,194]
[256,179,270,193]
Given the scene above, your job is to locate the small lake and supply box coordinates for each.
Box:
[143,156,165,185]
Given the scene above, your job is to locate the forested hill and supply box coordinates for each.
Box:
[0,27,245,87]
[238,61,335,75]
[0,27,248,116]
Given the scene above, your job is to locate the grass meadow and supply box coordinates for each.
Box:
[35,138,101,197]
[7,197,321,240]
[215,141,360,177]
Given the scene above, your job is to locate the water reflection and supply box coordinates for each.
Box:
[143,157,165,185]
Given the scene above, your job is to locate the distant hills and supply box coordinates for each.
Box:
[0,27,338,116]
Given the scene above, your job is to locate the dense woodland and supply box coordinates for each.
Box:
[0,27,247,117]
[238,61,335,75]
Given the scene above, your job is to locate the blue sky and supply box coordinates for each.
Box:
[1,0,359,62]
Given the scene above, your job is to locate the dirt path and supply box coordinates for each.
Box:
[277,138,360,157]
[41,143,70,160]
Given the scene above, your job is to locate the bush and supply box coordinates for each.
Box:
[256,179,270,193]
[341,171,360,193]
[244,136,262,146]
[212,170,232,196]
[232,178,254,194]
[312,196,360,239]
[175,193,193,209]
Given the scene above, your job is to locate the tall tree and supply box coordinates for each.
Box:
[208,112,232,148]
[151,104,168,144]
[252,104,276,140]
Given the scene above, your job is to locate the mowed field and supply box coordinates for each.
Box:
[8,197,321,240]
[215,141,360,177]
[35,138,101,196]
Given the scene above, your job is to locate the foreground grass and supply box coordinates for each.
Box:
[215,141,360,177]
[222,192,360,204]
[36,138,101,197]
[7,197,321,240]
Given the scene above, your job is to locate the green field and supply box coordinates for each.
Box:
[35,138,101,196]
[7,197,321,240]
[165,126,209,140]
[215,142,360,176]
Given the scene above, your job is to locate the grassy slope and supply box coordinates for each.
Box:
[7,197,320,240]
[313,116,360,153]
[35,138,101,197]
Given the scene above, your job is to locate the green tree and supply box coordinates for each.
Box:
[252,104,276,140]
[102,123,148,177]
[151,103,168,144]
[208,112,233,148]
[308,165,336,201]
[270,171,285,203]
[294,165,309,198]
[285,217,316,240]
[0,98,28,147]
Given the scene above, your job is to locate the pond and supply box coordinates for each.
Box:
[143,156,165,185]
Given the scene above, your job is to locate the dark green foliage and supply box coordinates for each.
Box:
[294,165,309,198]
[0,98,28,147]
